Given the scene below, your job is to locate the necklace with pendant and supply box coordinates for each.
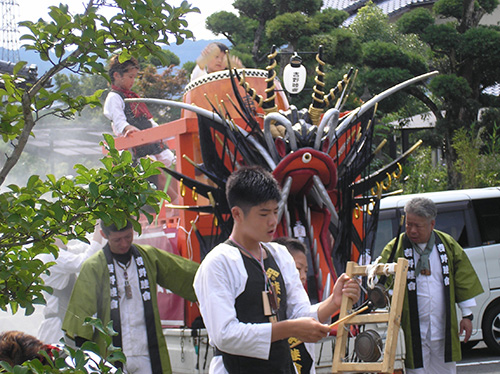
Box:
[116,259,133,299]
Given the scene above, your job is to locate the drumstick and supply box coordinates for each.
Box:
[290,305,369,348]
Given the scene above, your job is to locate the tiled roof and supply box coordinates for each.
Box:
[483,83,500,96]
[323,0,437,26]
[378,0,435,17]
[323,0,367,15]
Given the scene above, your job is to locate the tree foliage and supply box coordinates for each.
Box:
[452,125,500,188]
[266,12,317,50]
[134,64,189,123]
[350,2,394,43]
[349,2,431,115]
[0,0,198,314]
[206,0,325,63]
[391,147,448,193]
[1,136,167,314]
[396,0,500,188]
[52,73,109,126]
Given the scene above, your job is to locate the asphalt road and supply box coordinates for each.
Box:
[458,343,500,374]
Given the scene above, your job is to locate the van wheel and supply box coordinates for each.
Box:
[483,304,500,354]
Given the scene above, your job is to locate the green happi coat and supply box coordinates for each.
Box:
[62,244,199,374]
[380,230,483,369]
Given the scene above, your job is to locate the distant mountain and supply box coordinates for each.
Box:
[1,38,227,75]
[168,39,224,67]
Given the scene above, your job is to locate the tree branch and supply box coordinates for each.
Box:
[407,86,443,121]
[0,92,38,185]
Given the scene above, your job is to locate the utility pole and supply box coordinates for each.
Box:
[0,0,20,62]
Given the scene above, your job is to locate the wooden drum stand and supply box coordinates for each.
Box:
[332,257,408,373]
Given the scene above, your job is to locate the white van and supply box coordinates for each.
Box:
[370,187,500,352]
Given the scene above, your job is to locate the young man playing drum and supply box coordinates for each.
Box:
[194,166,360,373]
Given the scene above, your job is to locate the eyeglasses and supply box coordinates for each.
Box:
[405,222,429,230]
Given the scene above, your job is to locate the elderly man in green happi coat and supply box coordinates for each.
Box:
[380,197,483,374]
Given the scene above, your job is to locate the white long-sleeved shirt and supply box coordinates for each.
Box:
[414,242,476,341]
[37,240,101,342]
[114,258,150,366]
[190,65,207,82]
[103,91,158,136]
[194,242,319,374]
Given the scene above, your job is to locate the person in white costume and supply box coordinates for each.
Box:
[37,227,103,343]
[190,42,243,82]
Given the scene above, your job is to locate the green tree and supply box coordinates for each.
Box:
[206,0,323,64]
[452,126,500,188]
[0,0,198,314]
[350,2,432,114]
[350,2,394,43]
[266,12,318,51]
[396,0,500,188]
[391,146,448,193]
[134,64,189,123]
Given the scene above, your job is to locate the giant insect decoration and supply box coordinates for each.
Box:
[126,46,437,304]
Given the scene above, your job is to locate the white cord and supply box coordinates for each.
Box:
[176,215,197,260]
[366,256,382,289]
[365,256,397,289]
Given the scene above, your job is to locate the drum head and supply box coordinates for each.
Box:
[182,69,289,120]
[354,329,383,362]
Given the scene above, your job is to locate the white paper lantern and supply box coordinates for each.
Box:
[283,53,307,94]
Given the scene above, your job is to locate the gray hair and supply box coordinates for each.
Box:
[404,197,437,220]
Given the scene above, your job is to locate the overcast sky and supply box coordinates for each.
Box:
[16,0,236,40]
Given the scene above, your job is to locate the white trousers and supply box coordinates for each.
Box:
[125,355,152,374]
[406,339,456,374]
[153,148,175,167]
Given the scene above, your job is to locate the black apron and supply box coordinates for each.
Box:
[112,90,167,158]
[289,341,313,374]
[221,245,295,374]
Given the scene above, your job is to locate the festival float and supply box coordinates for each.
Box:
[113,45,437,373]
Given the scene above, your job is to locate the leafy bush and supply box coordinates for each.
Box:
[0,135,167,314]
[391,146,448,193]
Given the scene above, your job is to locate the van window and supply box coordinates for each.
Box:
[370,209,400,259]
[435,209,469,248]
[472,198,500,245]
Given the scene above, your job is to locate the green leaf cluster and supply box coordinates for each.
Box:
[390,147,448,193]
[0,135,166,313]
[452,126,500,188]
